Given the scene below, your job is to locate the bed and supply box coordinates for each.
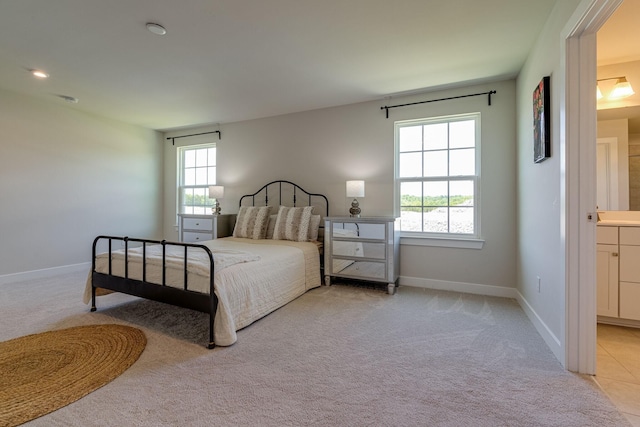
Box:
[86,180,329,348]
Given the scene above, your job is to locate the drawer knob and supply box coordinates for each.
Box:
[613,252,618,257]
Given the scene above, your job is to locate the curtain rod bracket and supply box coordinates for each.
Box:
[167,130,221,145]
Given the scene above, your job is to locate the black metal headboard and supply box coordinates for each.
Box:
[239,180,329,217]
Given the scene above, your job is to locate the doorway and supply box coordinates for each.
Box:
[592,3,640,418]
[596,137,620,210]
[564,0,622,375]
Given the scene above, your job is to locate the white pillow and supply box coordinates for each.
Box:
[232,206,272,239]
[272,206,313,242]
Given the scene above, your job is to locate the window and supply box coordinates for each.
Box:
[178,144,216,214]
[395,113,480,239]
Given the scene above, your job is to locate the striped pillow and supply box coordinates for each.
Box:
[308,214,321,241]
[265,214,278,239]
[232,206,272,239]
[272,206,314,242]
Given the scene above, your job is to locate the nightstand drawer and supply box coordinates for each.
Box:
[332,241,386,259]
[334,260,386,280]
[331,222,386,239]
[183,218,213,231]
[183,231,213,243]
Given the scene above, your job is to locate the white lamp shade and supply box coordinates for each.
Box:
[346,180,365,198]
[609,77,635,99]
[208,185,224,199]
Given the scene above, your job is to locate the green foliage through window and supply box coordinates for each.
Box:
[184,193,215,207]
[400,194,473,213]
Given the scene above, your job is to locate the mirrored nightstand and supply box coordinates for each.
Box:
[324,216,400,294]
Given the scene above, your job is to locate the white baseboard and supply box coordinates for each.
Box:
[515,290,563,362]
[0,262,91,286]
[399,276,518,299]
[399,275,563,363]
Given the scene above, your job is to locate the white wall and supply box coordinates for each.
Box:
[164,80,517,293]
[516,0,583,360]
[0,88,164,277]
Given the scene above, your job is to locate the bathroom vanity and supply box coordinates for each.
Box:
[597,211,640,325]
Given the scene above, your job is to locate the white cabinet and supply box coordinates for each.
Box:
[619,227,640,321]
[597,243,619,317]
[597,226,619,317]
[596,224,640,322]
[178,214,234,243]
[324,216,400,294]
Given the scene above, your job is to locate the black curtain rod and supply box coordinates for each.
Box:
[380,90,497,118]
[166,130,221,145]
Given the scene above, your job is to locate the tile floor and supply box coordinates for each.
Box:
[596,324,640,426]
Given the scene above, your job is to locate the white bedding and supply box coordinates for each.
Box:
[85,237,321,346]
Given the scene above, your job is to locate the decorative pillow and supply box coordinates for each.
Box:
[272,206,314,242]
[265,214,278,239]
[232,206,272,239]
[308,214,321,241]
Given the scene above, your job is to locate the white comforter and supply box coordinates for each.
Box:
[85,237,321,346]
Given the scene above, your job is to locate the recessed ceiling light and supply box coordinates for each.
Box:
[30,69,49,79]
[146,22,167,35]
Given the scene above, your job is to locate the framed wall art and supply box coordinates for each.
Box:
[533,76,551,163]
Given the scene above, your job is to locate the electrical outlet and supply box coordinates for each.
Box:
[537,276,541,293]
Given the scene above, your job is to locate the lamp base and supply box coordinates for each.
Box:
[212,202,221,215]
[349,199,361,217]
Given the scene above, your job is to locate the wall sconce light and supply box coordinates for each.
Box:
[208,185,224,215]
[597,76,635,100]
[346,180,365,217]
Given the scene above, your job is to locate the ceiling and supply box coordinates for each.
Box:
[597,0,640,133]
[0,0,562,131]
[597,0,640,66]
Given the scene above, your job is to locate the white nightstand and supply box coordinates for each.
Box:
[324,216,400,294]
[178,214,235,243]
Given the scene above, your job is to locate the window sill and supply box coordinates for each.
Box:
[400,234,485,249]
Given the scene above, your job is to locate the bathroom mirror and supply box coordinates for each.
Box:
[597,106,640,211]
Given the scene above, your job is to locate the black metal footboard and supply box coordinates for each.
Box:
[91,236,218,349]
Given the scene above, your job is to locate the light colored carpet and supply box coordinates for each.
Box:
[0,271,630,427]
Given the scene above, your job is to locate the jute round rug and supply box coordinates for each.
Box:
[0,324,146,427]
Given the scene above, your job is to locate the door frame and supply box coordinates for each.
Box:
[564,0,622,374]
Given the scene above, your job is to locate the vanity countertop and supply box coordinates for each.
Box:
[597,220,640,226]
[597,211,640,226]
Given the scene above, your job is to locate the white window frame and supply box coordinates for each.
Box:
[394,113,484,249]
[177,143,217,215]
